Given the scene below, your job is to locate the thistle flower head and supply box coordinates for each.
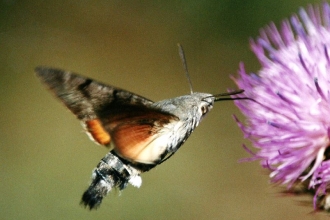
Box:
[233,3,330,210]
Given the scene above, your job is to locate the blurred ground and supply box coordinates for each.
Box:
[0,0,328,219]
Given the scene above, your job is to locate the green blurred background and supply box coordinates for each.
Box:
[0,0,328,219]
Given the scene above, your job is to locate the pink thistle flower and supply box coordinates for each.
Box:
[233,3,330,210]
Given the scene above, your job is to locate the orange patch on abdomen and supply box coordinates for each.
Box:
[85,119,111,146]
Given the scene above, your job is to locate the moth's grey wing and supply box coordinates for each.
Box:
[35,66,154,121]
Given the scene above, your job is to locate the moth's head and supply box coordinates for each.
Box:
[157,88,247,122]
[155,93,215,123]
[193,92,215,119]
[172,90,246,121]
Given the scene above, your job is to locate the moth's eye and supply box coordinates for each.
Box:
[201,105,208,115]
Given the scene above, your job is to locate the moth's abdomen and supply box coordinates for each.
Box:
[81,151,142,209]
[81,171,111,209]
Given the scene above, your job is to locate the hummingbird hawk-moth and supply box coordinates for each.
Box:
[35,45,245,209]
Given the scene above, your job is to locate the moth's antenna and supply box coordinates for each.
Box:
[178,44,194,94]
